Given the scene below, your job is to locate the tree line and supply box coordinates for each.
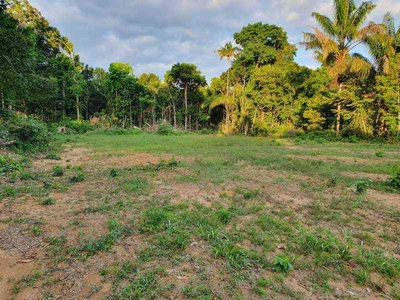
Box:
[1,0,399,139]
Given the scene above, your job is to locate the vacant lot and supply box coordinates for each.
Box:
[1,133,399,299]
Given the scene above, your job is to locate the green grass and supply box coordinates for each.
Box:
[2,132,399,299]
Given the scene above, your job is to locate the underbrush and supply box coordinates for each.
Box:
[0,111,51,152]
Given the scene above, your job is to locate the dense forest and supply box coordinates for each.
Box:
[1,0,400,142]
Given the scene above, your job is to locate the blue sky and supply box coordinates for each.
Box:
[30,0,400,82]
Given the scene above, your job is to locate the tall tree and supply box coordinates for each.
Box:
[367,12,400,134]
[166,63,206,130]
[302,0,380,135]
[215,42,239,96]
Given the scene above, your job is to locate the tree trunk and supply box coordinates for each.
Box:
[173,103,177,129]
[129,101,133,128]
[62,78,66,120]
[227,66,230,96]
[336,83,343,136]
[76,96,80,122]
[184,84,188,130]
[397,72,400,134]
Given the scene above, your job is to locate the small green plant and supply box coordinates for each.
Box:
[353,178,371,195]
[272,254,294,273]
[45,153,61,160]
[156,121,179,136]
[69,171,85,183]
[31,226,43,236]
[109,168,118,178]
[52,165,64,177]
[41,197,56,206]
[375,151,384,158]
[387,170,400,191]
[216,209,231,225]
[354,269,370,285]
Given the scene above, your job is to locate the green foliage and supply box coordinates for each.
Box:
[52,165,64,177]
[109,168,118,178]
[0,154,26,174]
[387,170,400,191]
[353,178,371,195]
[156,121,179,136]
[273,254,294,273]
[60,120,95,134]
[69,170,85,183]
[215,209,231,225]
[45,153,61,160]
[1,113,51,152]
[41,197,56,206]
[375,151,384,158]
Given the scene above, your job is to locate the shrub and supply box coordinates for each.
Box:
[109,168,118,178]
[69,171,86,183]
[45,153,61,160]
[387,171,400,191]
[41,197,56,206]
[0,154,26,174]
[60,120,95,134]
[52,165,64,177]
[353,179,371,195]
[156,121,179,136]
[0,112,51,152]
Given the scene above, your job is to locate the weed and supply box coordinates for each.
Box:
[353,178,371,195]
[216,209,231,225]
[52,165,64,177]
[109,168,118,178]
[41,197,56,206]
[387,170,400,191]
[31,226,43,236]
[45,153,61,160]
[375,151,384,158]
[273,254,294,273]
[69,171,85,183]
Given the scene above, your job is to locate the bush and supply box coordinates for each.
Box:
[0,154,26,175]
[59,120,95,134]
[52,165,64,177]
[353,178,371,195]
[156,121,179,136]
[69,170,86,183]
[387,171,400,191]
[41,197,56,206]
[45,153,61,160]
[0,112,51,152]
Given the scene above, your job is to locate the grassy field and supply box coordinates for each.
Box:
[1,132,399,299]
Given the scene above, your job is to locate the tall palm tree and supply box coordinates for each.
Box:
[302,0,381,135]
[366,12,400,133]
[215,42,240,96]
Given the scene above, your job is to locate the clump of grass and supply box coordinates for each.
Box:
[45,153,61,160]
[215,209,231,225]
[375,151,384,158]
[52,165,64,177]
[41,196,56,206]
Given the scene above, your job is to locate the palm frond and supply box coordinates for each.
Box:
[311,12,336,37]
[209,95,236,111]
[350,1,376,29]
